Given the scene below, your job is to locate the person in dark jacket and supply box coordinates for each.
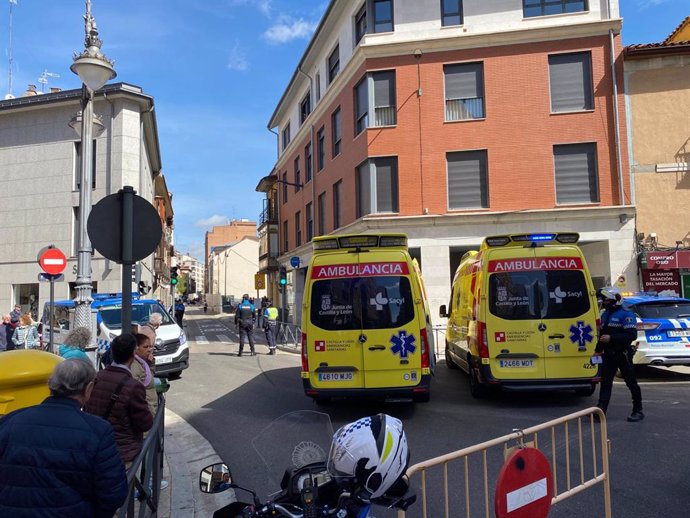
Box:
[85,333,154,466]
[234,294,256,356]
[0,314,11,351]
[0,359,128,517]
[594,288,644,422]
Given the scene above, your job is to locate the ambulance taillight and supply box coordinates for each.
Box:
[301,332,309,372]
[420,328,431,369]
[477,322,490,359]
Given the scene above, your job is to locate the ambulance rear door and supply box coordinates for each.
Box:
[485,248,547,380]
[308,254,366,390]
[535,248,597,380]
[357,249,422,389]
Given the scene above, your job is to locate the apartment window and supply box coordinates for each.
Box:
[282,123,291,150]
[554,143,599,204]
[295,211,302,247]
[282,172,288,203]
[373,0,394,33]
[444,63,484,121]
[318,192,326,236]
[294,157,301,192]
[357,157,399,217]
[523,0,588,17]
[333,180,342,229]
[317,126,325,171]
[355,3,367,44]
[548,52,593,112]
[300,92,311,125]
[441,0,463,26]
[447,150,489,210]
[328,45,340,85]
[332,107,342,157]
[315,72,321,102]
[74,140,97,190]
[306,202,314,241]
[283,220,289,253]
[305,143,313,182]
[355,70,397,134]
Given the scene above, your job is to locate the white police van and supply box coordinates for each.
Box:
[42,294,188,377]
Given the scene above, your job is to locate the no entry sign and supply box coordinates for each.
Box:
[495,447,553,518]
[37,246,67,275]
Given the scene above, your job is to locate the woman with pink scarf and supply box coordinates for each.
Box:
[132,326,157,416]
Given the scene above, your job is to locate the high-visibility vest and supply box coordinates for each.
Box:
[265,307,278,321]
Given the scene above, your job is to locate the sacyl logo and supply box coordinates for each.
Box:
[549,286,567,304]
[370,292,388,310]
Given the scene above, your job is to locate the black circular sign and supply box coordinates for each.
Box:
[87,191,163,263]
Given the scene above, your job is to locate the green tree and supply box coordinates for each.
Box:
[177,273,189,296]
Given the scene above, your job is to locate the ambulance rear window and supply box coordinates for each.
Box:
[489,271,590,320]
[310,276,414,330]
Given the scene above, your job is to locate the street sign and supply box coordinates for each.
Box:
[290,256,300,268]
[255,273,266,290]
[38,273,64,282]
[495,447,553,518]
[87,190,162,263]
[37,246,67,275]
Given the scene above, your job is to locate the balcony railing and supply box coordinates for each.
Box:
[259,200,279,227]
[445,98,484,121]
[374,106,396,126]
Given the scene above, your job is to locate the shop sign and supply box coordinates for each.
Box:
[646,251,690,269]
[641,269,681,296]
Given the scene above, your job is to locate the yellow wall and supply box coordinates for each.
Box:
[628,63,690,246]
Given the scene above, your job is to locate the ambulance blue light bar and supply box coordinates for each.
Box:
[313,234,408,251]
[482,233,580,248]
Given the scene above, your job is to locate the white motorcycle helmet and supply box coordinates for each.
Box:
[327,414,410,505]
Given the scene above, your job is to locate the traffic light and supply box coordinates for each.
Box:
[279,266,287,286]
[171,266,178,286]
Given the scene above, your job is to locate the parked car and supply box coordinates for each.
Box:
[622,294,690,367]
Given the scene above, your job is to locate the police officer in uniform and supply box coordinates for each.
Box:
[594,288,644,422]
[263,300,279,355]
[234,294,256,356]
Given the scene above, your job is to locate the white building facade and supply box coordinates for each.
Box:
[0,83,163,318]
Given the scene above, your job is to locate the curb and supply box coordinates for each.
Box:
[162,408,236,518]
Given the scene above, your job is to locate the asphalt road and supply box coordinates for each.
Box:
[168,308,690,517]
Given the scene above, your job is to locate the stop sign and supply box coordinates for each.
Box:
[37,246,67,275]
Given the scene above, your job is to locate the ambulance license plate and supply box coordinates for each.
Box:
[318,372,353,382]
[668,330,690,337]
[500,359,534,368]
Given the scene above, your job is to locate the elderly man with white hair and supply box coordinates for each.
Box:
[0,359,128,517]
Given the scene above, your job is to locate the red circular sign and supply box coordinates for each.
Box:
[495,447,553,518]
[38,247,67,275]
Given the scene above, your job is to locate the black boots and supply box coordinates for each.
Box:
[627,411,644,422]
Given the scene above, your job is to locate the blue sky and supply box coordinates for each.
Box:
[2,0,688,260]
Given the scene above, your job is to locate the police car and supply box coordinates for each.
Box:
[622,294,690,367]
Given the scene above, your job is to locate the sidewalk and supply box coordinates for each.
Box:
[157,309,296,517]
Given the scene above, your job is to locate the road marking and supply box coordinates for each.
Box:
[217,334,231,343]
[194,336,209,344]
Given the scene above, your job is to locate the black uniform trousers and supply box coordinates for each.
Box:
[597,349,642,413]
[238,321,255,354]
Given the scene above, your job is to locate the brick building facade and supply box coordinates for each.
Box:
[262,0,635,324]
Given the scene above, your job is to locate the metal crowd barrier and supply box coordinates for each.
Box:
[118,393,166,518]
[399,407,611,518]
[276,320,302,349]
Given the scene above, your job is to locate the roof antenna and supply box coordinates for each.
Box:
[38,68,60,92]
[5,0,17,100]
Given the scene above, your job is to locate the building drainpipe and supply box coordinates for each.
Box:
[609,29,625,207]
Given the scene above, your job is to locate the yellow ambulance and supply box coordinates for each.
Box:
[440,233,600,397]
[301,234,435,403]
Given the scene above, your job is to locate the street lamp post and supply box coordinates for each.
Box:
[71,0,116,329]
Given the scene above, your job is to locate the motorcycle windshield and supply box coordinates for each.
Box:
[251,410,334,490]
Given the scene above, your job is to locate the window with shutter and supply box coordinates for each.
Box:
[554,143,599,204]
[444,63,484,121]
[328,45,340,85]
[357,157,399,217]
[373,71,396,126]
[549,52,593,112]
[355,77,369,134]
[523,0,588,18]
[447,150,489,209]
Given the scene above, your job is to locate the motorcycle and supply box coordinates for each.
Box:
[200,411,415,518]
